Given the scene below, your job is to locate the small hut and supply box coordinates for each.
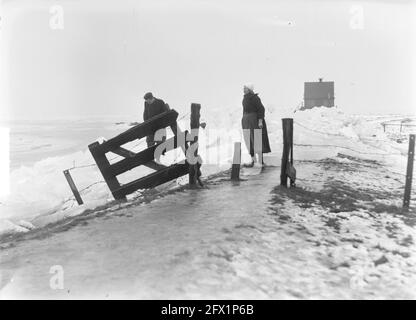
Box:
[303,78,335,110]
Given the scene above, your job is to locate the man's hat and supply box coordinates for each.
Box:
[143,92,153,100]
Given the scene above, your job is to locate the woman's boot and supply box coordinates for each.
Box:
[243,155,256,168]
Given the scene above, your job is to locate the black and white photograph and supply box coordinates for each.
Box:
[0,0,415,303]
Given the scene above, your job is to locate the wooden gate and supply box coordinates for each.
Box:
[88,109,190,200]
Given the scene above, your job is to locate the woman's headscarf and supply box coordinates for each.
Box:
[244,83,254,93]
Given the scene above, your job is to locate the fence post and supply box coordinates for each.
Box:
[63,170,84,205]
[189,103,202,186]
[281,118,293,187]
[231,142,241,181]
[403,134,415,211]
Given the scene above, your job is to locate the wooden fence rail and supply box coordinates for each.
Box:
[382,122,416,133]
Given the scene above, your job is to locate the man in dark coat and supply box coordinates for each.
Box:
[241,84,271,167]
[143,92,169,147]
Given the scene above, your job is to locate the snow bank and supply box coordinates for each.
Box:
[292,107,409,171]
[0,116,230,233]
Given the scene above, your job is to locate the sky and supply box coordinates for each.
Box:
[0,0,415,120]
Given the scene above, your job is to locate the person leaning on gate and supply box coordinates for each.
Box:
[142,92,170,148]
[241,83,271,167]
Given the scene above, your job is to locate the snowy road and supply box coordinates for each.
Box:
[0,159,415,299]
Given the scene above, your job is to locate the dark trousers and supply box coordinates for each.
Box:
[146,128,167,148]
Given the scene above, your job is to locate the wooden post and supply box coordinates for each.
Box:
[63,170,83,205]
[289,124,295,187]
[88,141,125,201]
[281,118,293,187]
[403,134,415,211]
[189,103,202,186]
[231,142,241,181]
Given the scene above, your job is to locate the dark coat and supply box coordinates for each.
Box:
[143,98,169,121]
[242,92,265,119]
[143,98,169,147]
[241,92,271,154]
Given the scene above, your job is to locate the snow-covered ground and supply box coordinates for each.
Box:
[0,106,415,299]
[0,159,414,299]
